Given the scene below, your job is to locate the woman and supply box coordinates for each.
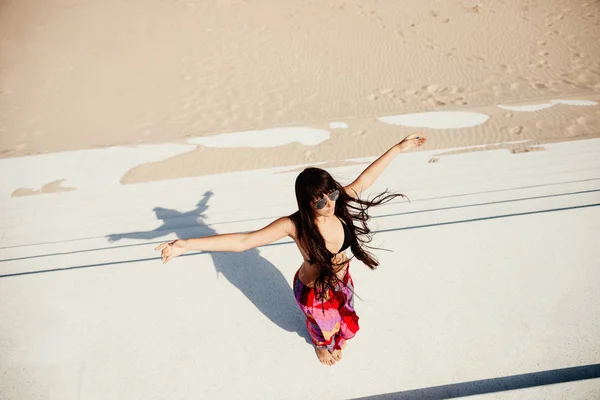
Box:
[155,133,427,366]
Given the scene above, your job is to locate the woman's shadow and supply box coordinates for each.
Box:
[107,190,310,344]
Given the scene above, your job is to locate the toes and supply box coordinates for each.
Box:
[315,347,337,366]
[320,358,335,366]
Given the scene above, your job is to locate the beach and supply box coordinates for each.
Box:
[1,1,599,399]
[1,0,599,162]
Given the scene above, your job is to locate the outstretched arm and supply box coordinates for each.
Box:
[155,216,294,264]
[344,133,426,198]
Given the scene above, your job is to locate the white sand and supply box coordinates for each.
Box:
[499,99,598,112]
[1,0,599,161]
[378,110,490,129]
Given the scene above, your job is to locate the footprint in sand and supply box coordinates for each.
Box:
[402,85,467,107]
[509,126,523,135]
[303,150,317,162]
[499,64,517,74]
[566,116,600,137]
[368,88,407,104]
[531,82,549,89]
[425,84,441,93]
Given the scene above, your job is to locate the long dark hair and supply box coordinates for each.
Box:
[290,167,406,298]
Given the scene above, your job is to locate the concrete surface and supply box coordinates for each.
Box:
[1,138,599,399]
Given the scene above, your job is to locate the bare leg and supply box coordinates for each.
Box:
[315,347,336,366]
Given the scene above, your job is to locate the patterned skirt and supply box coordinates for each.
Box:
[293,264,360,352]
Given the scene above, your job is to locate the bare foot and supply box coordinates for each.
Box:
[315,347,336,366]
[331,349,343,362]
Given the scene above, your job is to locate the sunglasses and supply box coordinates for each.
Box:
[314,189,340,210]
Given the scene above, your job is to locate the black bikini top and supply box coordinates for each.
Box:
[304,217,352,264]
[329,218,352,256]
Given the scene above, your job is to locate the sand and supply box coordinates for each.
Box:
[1,0,599,171]
[2,3,600,397]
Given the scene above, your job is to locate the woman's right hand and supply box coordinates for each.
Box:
[155,240,188,264]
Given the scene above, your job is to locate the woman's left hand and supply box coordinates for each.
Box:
[397,133,427,151]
